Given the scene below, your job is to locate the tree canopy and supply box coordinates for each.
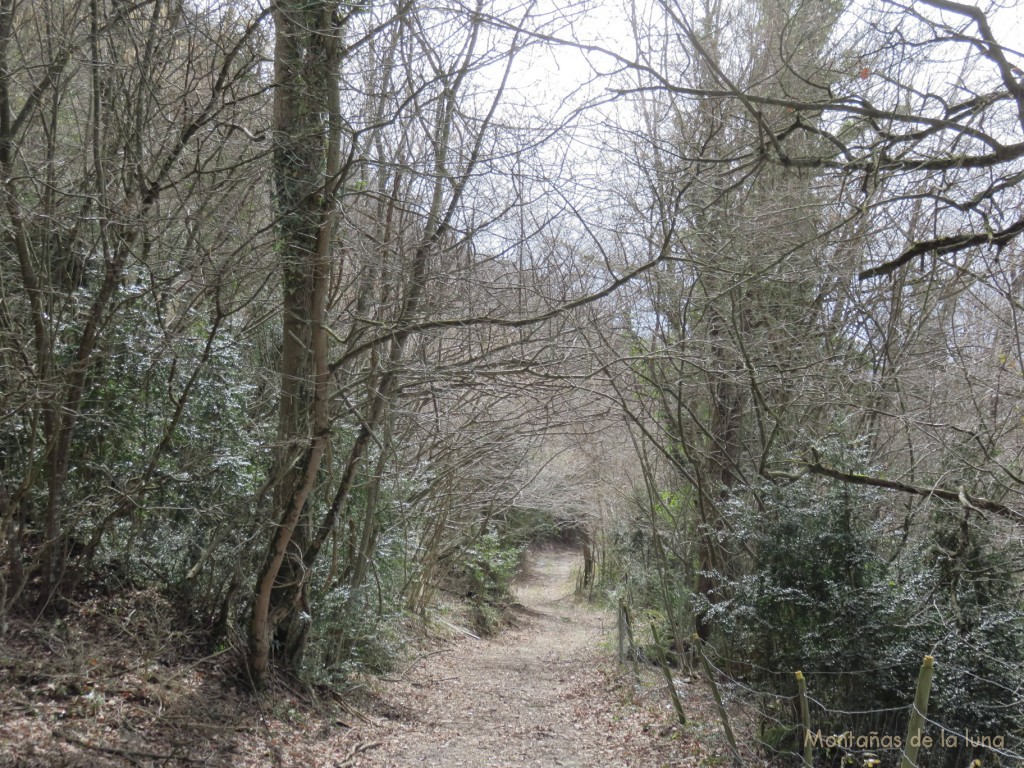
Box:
[2,0,1024,759]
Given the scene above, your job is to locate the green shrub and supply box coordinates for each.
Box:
[462,531,523,634]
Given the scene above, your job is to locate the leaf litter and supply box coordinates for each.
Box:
[0,549,726,767]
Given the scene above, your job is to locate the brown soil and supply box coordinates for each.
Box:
[360,546,702,767]
[0,547,720,767]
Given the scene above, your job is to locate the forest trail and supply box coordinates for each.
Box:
[0,545,703,768]
[364,547,682,767]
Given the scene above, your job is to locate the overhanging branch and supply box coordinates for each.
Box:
[800,459,1023,523]
[859,214,1024,280]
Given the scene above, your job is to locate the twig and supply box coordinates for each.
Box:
[55,729,207,764]
[380,648,452,681]
[156,718,257,732]
[433,616,481,640]
[328,688,371,724]
[336,740,382,767]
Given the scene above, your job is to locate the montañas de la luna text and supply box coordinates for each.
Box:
[805,730,1005,750]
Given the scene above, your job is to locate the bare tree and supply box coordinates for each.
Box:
[0,0,271,614]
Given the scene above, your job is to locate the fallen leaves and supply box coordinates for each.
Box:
[0,549,732,768]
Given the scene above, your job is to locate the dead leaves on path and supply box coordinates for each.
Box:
[0,559,728,767]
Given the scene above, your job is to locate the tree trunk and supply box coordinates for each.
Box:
[247,0,340,687]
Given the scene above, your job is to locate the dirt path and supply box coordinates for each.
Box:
[364,547,684,767]
[0,547,711,768]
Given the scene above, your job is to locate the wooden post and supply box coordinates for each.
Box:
[652,623,686,725]
[617,598,626,663]
[796,670,812,767]
[582,540,594,588]
[900,655,935,768]
[622,601,640,684]
[694,634,742,766]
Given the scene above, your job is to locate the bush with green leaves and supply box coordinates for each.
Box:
[705,471,916,707]
[606,439,1024,763]
[462,531,524,634]
[593,486,698,653]
[702,458,1024,762]
[68,301,273,620]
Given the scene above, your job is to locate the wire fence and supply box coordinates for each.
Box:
[616,602,1024,767]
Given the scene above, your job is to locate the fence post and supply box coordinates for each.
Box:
[617,598,640,684]
[617,598,626,664]
[796,670,812,767]
[900,655,935,768]
[693,634,742,767]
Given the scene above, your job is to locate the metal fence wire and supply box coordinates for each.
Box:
[615,600,1024,767]
[697,639,1024,768]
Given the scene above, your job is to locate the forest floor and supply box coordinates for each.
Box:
[0,546,728,767]
[361,546,722,767]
